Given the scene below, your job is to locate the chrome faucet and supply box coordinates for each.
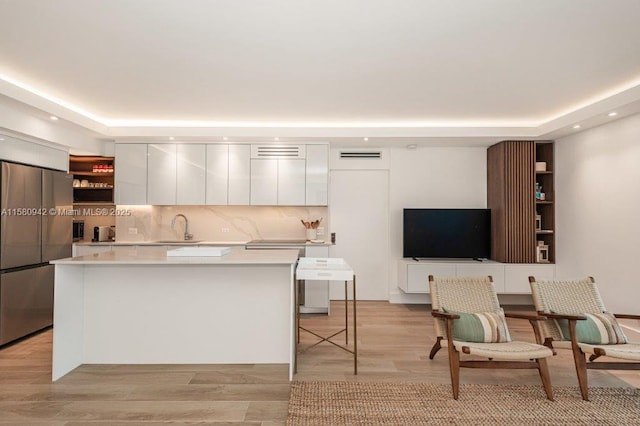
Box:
[171,214,193,240]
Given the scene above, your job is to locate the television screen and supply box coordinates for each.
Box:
[403,208,491,259]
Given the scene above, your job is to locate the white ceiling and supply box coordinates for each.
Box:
[1,0,640,146]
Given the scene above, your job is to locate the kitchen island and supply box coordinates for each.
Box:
[50,247,299,381]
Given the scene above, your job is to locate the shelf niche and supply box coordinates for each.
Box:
[69,155,115,204]
[487,140,555,263]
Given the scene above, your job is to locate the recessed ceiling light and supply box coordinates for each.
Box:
[169,136,175,140]
[223,137,228,141]
[274,137,279,141]
[407,144,418,149]
[572,124,581,129]
[50,115,58,121]
[363,137,369,141]
[608,112,618,117]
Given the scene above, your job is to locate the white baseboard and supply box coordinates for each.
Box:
[388,290,535,306]
[389,290,431,304]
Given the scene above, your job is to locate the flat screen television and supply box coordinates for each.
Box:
[403,208,491,259]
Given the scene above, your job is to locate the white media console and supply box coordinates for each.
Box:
[397,259,555,294]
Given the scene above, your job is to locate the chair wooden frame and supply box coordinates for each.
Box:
[429,275,554,400]
[529,276,640,401]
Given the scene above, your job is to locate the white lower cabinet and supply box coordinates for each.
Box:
[398,259,555,294]
[401,262,455,293]
[503,264,556,293]
[72,245,112,257]
[457,263,507,293]
[301,245,330,313]
[114,245,169,254]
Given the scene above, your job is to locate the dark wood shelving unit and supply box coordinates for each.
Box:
[487,140,555,263]
[535,141,555,263]
[71,171,114,177]
[69,155,115,204]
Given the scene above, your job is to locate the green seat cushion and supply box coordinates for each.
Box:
[442,308,512,343]
[556,312,628,344]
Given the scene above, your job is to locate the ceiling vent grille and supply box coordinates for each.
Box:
[339,150,382,159]
[251,145,305,159]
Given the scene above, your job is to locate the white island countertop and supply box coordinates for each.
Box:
[53,247,300,265]
[52,246,299,381]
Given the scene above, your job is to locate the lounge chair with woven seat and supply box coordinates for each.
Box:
[429,275,554,400]
[529,276,640,400]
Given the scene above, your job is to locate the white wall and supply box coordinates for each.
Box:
[389,146,487,303]
[556,112,640,313]
[0,132,69,170]
[327,146,487,303]
[0,94,109,156]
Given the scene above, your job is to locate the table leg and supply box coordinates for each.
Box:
[353,275,357,375]
[296,279,301,344]
[295,270,357,376]
[344,280,348,344]
[294,277,299,374]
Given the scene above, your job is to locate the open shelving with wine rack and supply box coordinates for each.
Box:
[69,155,115,204]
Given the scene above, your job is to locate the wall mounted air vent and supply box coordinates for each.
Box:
[331,148,389,170]
[339,151,382,159]
[251,145,306,159]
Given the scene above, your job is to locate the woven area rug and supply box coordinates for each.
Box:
[286,381,640,425]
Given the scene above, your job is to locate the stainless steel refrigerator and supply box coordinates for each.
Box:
[0,161,72,345]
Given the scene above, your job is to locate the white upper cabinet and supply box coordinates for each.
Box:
[250,159,278,205]
[176,144,206,205]
[115,144,148,205]
[249,144,312,206]
[115,143,327,206]
[277,159,306,205]
[305,144,328,205]
[147,144,177,205]
[228,144,251,205]
[206,144,229,205]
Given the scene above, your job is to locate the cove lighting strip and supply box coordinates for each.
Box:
[2,72,640,129]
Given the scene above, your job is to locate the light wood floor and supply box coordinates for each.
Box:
[0,301,638,425]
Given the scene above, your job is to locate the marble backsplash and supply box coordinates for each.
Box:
[114,205,329,243]
[74,204,117,242]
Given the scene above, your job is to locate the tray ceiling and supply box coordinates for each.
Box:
[1,0,640,144]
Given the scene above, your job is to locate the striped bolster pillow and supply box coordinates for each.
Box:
[557,312,628,344]
[442,308,512,343]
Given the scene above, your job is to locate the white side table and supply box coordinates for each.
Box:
[295,257,357,374]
